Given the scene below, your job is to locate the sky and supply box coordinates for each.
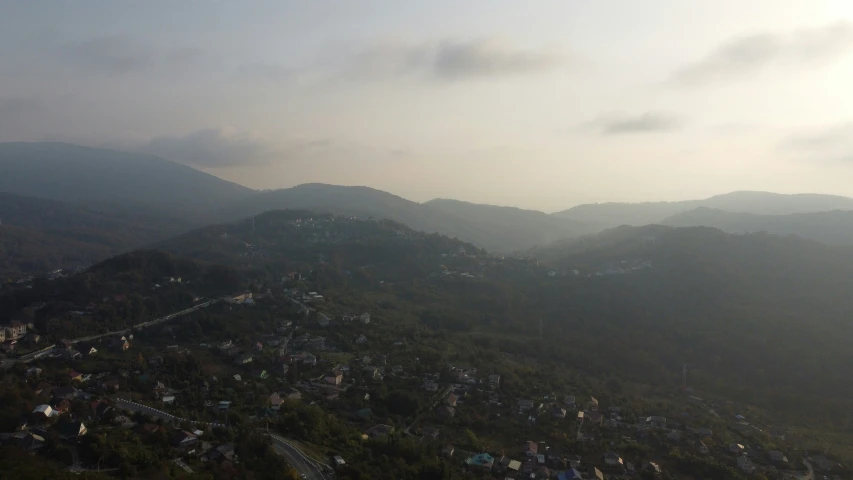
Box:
[2,1,853,211]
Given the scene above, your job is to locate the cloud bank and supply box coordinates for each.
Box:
[139,128,277,167]
[342,37,564,81]
[673,21,853,85]
[593,112,681,135]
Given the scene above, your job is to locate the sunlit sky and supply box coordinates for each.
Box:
[3,1,853,211]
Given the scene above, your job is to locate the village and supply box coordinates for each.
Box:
[1,274,843,480]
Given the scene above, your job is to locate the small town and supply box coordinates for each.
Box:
[0,252,845,480]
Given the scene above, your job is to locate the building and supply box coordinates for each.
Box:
[4,320,27,340]
[364,424,394,439]
[737,455,755,473]
[605,452,624,468]
[324,370,343,386]
[234,353,253,365]
[524,440,539,457]
[31,404,54,420]
[57,420,88,440]
[465,453,495,471]
[170,430,199,449]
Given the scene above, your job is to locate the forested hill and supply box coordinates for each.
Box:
[662,206,853,245]
[526,225,853,421]
[0,192,193,278]
[157,209,485,283]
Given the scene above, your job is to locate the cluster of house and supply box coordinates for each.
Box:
[0,319,28,353]
[56,334,132,360]
[445,438,667,480]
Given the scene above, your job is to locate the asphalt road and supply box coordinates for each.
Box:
[268,434,330,480]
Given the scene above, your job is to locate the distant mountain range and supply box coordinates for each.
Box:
[553,191,853,226]
[2,141,853,276]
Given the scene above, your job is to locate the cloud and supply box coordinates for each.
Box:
[781,124,853,160]
[0,96,41,117]
[337,37,564,81]
[672,21,853,85]
[139,128,278,167]
[432,39,562,79]
[63,35,154,73]
[592,112,681,135]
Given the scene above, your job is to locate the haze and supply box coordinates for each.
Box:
[3,1,853,211]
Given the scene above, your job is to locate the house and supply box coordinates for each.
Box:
[446,393,458,407]
[667,430,681,442]
[68,370,83,382]
[421,426,440,440]
[332,455,346,466]
[308,336,326,350]
[364,424,394,438]
[644,462,662,475]
[324,370,343,386]
[4,320,27,340]
[583,411,603,426]
[110,336,131,351]
[604,452,624,468]
[768,451,788,464]
[728,443,745,454]
[208,444,236,464]
[359,312,370,324]
[170,430,199,449]
[557,469,583,480]
[269,392,283,409]
[694,439,710,455]
[590,467,605,480]
[51,385,78,400]
[0,340,16,353]
[645,416,667,428]
[524,440,539,457]
[551,405,567,419]
[26,367,42,377]
[34,382,53,395]
[31,404,54,420]
[693,427,713,437]
[810,455,835,471]
[234,353,253,365]
[566,455,582,469]
[16,432,46,451]
[355,334,367,345]
[518,399,535,413]
[102,378,120,392]
[588,396,599,411]
[737,455,755,473]
[284,387,302,400]
[162,395,176,404]
[465,453,495,471]
[153,381,167,396]
[89,400,113,419]
[442,444,455,457]
[436,405,455,418]
[0,329,4,343]
[58,420,88,440]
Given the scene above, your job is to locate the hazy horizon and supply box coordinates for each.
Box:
[4,1,853,210]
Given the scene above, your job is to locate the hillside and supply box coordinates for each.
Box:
[554,190,853,227]
[423,198,603,251]
[0,192,194,278]
[530,225,853,411]
[0,142,255,214]
[218,183,563,252]
[662,207,853,245]
[158,209,483,283]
